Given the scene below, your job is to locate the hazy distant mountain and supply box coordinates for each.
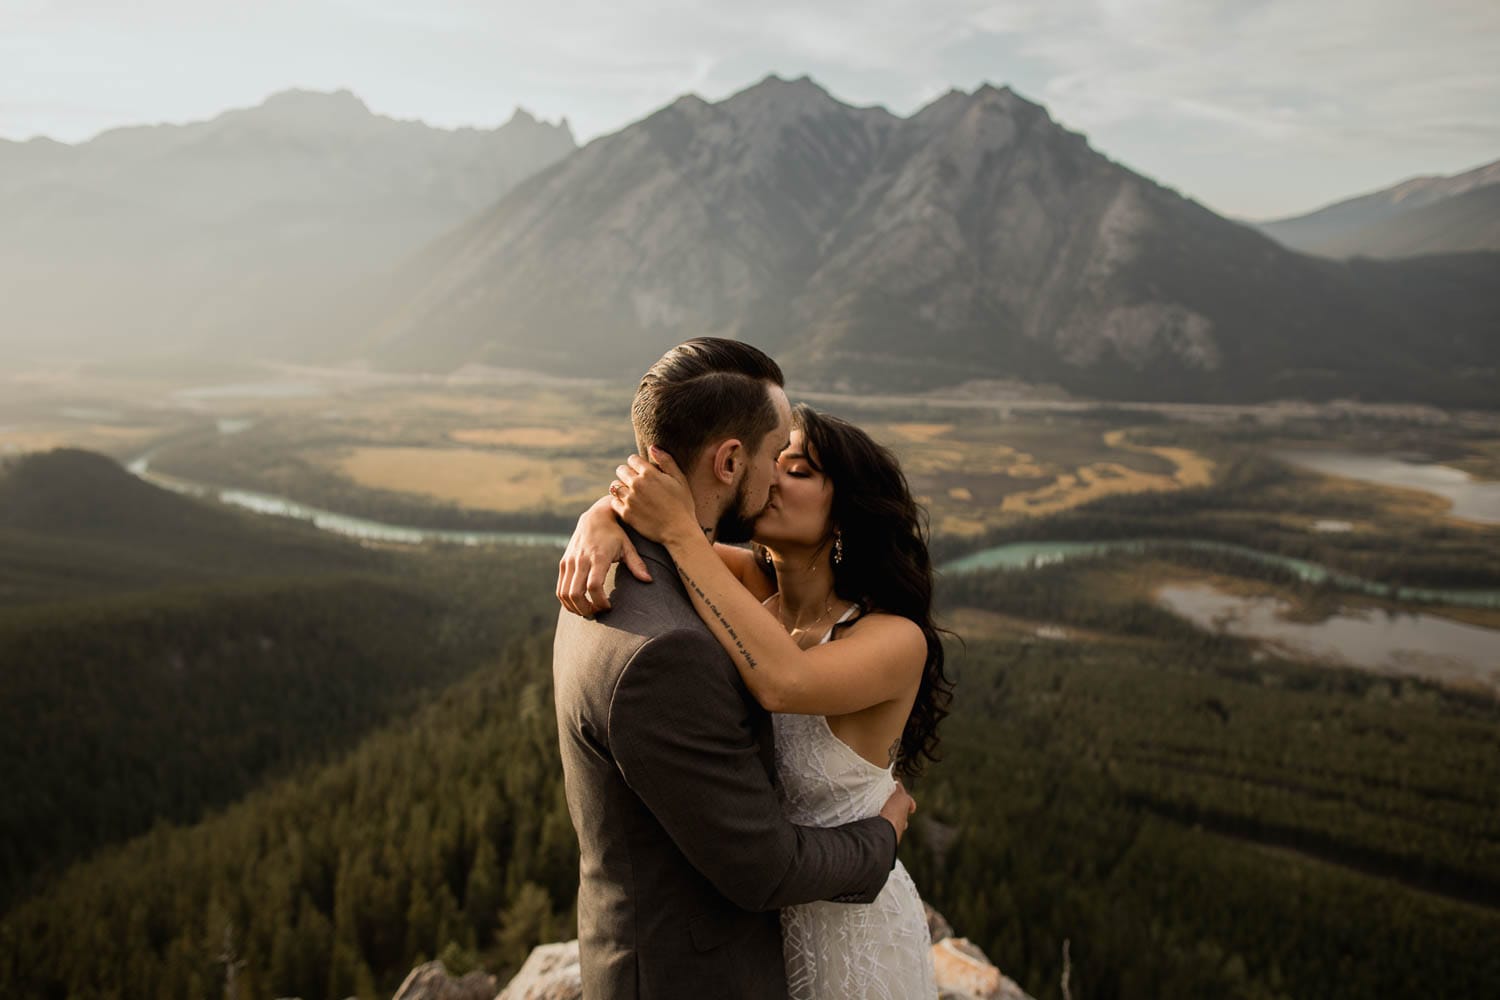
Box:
[0,89,575,361]
[1257,158,1500,258]
[356,75,1499,405]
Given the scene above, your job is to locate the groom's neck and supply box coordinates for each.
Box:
[686,470,725,545]
[690,500,720,548]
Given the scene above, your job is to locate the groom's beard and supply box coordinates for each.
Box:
[714,478,765,544]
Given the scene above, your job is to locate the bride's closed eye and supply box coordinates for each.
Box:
[778,453,815,478]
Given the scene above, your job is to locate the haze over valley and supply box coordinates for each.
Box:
[0,89,574,361]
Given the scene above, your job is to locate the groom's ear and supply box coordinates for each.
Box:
[709,438,743,485]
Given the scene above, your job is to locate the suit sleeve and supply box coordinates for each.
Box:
[609,628,897,911]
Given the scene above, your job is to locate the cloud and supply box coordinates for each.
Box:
[968,0,1500,152]
[2,0,1496,216]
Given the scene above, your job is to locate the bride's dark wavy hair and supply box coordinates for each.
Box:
[769,404,954,780]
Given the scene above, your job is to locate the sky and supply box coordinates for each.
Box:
[3,0,1498,220]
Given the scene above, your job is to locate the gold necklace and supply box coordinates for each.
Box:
[778,593,839,635]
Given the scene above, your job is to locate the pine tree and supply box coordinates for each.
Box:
[463,837,503,945]
[494,882,554,970]
[403,881,435,965]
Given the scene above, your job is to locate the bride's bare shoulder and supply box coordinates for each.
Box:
[848,608,920,632]
[713,542,776,601]
[842,610,926,662]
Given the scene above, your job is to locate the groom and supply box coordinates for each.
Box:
[553,338,913,998]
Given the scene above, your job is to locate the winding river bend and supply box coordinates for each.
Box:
[126,453,570,548]
[941,538,1500,608]
[125,453,1500,609]
[124,453,1500,685]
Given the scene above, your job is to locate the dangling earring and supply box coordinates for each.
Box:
[832,527,844,565]
[758,543,772,566]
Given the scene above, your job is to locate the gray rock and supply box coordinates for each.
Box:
[488,910,1037,1000]
[495,941,582,1000]
[926,901,955,942]
[933,936,1035,1000]
[390,960,498,1000]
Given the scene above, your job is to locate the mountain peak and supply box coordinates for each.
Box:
[498,107,575,144]
[735,73,835,102]
[257,87,372,117]
[912,82,1040,128]
[722,73,843,121]
[754,72,823,90]
[970,82,1044,117]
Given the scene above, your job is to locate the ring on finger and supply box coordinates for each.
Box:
[608,481,623,498]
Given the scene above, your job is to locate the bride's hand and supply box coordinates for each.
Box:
[557,494,651,617]
[610,447,698,546]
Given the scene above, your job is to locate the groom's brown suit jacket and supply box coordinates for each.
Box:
[553,528,897,999]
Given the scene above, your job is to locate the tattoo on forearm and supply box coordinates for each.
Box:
[678,567,758,669]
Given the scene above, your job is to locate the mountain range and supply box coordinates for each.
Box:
[5,77,1496,406]
[1257,158,1500,258]
[353,75,1499,404]
[0,89,575,360]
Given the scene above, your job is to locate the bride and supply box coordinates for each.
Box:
[558,403,952,999]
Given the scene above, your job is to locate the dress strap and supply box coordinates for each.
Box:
[817,605,860,646]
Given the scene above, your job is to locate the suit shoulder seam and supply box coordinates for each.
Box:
[606,628,723,733]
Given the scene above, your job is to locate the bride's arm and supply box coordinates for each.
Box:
[613,451,926,716]
[557,495,650,617]
[557,494,775,616]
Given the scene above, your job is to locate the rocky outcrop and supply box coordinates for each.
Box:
[494,941,581,1000]
[390,960,498,1000]
[388,906,1032,1000]
[929,925,1033,999]
[927,904,1035,1000]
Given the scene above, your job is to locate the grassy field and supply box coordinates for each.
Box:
[328,446,600,514]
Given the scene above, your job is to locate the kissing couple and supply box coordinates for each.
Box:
[553,338,953,998]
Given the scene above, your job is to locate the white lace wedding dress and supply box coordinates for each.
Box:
[774,608,937,999]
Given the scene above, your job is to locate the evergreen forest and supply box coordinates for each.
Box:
[2,449,1498,998]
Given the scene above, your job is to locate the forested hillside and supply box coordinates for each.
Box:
[0,449,564,909]
[0,448,381,606]
[1,628,573,1000]
[4,553,1497,999]
[910,627,1500,998]
[0,548,560,912]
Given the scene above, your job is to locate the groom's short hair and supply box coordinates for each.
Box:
[633,338,785,469]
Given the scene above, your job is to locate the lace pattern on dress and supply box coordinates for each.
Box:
[773,607,937,999]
